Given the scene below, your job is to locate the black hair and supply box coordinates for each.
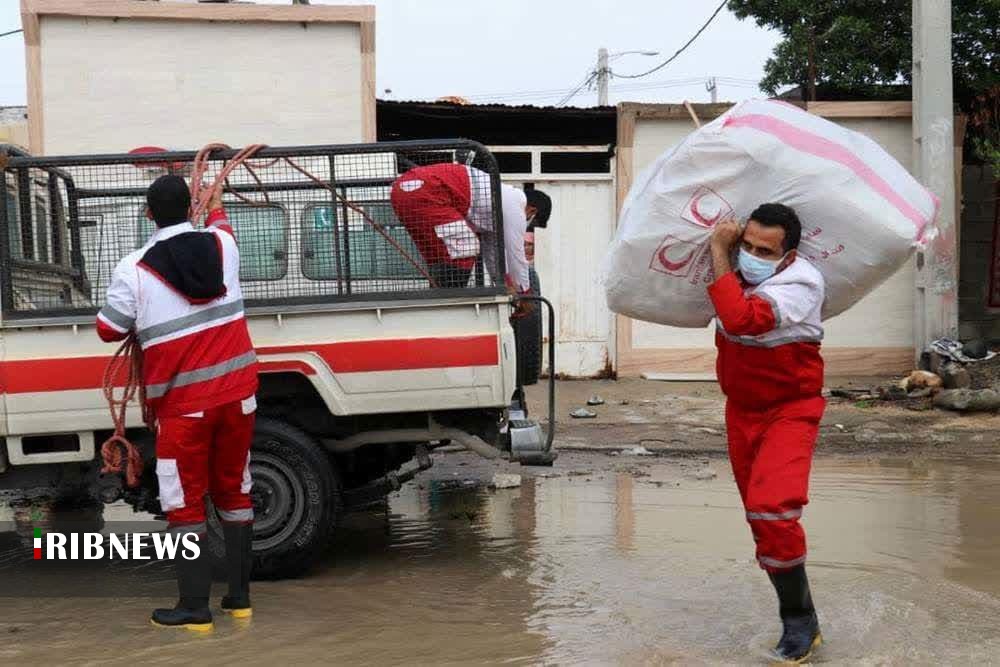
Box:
[146,174,191,227]
[749,202,801,252]
[525,189,552,228]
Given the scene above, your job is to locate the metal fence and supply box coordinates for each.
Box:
[0,140,506,319]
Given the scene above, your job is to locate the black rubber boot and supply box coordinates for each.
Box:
[219,523,253,618]
[768,565,821,663]
[151,533,213,631]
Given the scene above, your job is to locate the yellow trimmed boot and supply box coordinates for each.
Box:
[219,522,253,618]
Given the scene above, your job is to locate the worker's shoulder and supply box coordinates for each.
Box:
[755,257,824,303]
[205,223,237,244]
[111,246,146,276]
[779,256,824,289]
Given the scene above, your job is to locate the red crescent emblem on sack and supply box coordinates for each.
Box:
[649,235,702,277]
[682,186,732,228]
[689,191,723,226]
[658,245,697,271]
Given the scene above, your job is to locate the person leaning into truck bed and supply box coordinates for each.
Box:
[707,203,825,663]
[96,175,257,631]
[389,162,551,303]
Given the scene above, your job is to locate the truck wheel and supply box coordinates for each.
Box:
[207,417,340,579]
[515,268,544,386]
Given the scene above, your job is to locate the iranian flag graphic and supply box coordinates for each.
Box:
[34,527,42,559]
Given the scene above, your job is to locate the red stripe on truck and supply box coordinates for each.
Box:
[0,335,499,394]
[266,336,499,373]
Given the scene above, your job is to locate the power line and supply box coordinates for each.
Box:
[556,71,598,107]
[461,77,736,106]
[1,28,24,38]
[613,0,729,80]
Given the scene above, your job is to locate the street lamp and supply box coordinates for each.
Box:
[597,48,660,105]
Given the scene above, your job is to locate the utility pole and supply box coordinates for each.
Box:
[706,77,718,103]
[912,0,957,354]
[597,48,609,106]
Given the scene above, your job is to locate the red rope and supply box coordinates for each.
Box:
[190,144,436,284]
[99,334,151,488]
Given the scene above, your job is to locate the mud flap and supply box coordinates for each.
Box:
[509,294,557,466]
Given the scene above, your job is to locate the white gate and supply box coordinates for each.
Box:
[493,145,615,377]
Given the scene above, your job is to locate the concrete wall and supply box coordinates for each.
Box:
[36,16,365,154]
[620,107,919,377]
[959,166,1000,341]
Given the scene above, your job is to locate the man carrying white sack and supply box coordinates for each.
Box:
[707,203,824,664]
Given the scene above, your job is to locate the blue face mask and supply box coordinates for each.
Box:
[738,247,785,285]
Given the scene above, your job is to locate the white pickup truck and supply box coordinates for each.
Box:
[0,140,555,577]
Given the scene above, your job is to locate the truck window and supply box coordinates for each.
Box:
[136,203,288,282]
[300,205,344,280]
[302,203,426,280]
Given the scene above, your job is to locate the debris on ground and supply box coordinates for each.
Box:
[570,408,597,419]
[878,384,909,401]
[933,388,1000,413]
[490,473,522,490]
[621,446,654,456]
[587,395,605,406]
[689,467,717,480]
[830,387,877,400]
[930,337,995,364]
[963,339,990,360]
[936,360,971,389]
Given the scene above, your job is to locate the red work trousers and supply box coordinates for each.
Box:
[155,396,256,528]
[726,396,825,573]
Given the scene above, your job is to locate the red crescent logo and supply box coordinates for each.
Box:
[658,245,697,271]
[690,191,723,226]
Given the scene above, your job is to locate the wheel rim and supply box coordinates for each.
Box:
[247,447,307,552]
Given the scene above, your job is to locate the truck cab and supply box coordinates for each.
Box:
[0,140,555,577]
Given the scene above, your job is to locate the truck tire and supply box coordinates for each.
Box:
[207,417,341,580]
[515,268,544,386]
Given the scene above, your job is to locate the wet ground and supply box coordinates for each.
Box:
[2,449,1000,665]
[528,379,1000,456]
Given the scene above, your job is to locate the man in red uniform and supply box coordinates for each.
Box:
[707,203,824,663]
[97,176,257,630]
[390,162,550,299]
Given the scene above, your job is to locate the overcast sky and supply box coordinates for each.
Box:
[0,1,782,108]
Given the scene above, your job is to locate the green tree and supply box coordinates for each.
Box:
[728,0,999,169]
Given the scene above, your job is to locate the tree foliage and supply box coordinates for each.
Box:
[728,0,999,169]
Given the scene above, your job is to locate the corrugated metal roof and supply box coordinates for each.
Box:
[377,99,616,114]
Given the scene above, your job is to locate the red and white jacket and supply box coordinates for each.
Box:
[96,209,258,418]
[708,257,825,410]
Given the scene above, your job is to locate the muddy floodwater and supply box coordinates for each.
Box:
[2,452,999,665]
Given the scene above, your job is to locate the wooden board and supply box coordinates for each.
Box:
[22,0,373,24]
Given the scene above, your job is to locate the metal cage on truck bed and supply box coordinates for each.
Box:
[0,140,508,320]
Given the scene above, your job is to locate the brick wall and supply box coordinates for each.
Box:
[959,165,1000,341]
